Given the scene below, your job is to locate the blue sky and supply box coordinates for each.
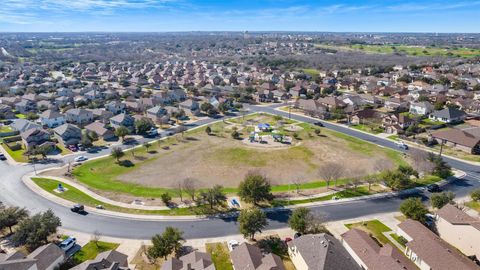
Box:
[1,0,479,32]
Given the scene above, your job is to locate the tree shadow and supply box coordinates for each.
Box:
[119,160,135,167]
[185,137,199,141]
[147,150,158,154]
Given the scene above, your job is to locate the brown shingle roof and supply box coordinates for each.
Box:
[398,219,478,270]
[341,229,416,270]
[437,204,480,230]
[431,128,480,148]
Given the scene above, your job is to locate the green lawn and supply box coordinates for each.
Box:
[349,44,480,58]
[272,186,376,206]
[15,113,26,119]
[351,124,383,134]
[0,126,12,133]
[466,201,480,213]
[72,241,119,265]
[31,177,202,216]
[390,233,407,248]
[345,219,392,245]
[70,114,406,199]
[205,243,234,270]
[1,144,28,162]
[387,135,399,141]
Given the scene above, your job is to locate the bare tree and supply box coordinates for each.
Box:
[183,178,198,202]
[318,162,345,189]
[92,230,101,247]
[364,175,380,191]
[291,174,306,194]
[173,183,183,202]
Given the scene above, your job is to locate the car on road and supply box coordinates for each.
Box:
[0,154,6,161]
[59,237,76,252]
[228,240,239,251]
[313,121,324,127]
[395,141,408,150]
[426,184,441,193]
[74,156,88,162]
[71,204,86,214]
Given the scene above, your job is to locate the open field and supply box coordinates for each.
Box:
[315,44,480,58]
[69,113,406,199]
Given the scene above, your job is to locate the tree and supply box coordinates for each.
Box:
[115,126,130,142]
[135,118,154,135]
[238,172,273,205]
[430,192,455,209]
[143,142,151,152]
[205,126,212,136]
[471,189,480,202]
[231,130,240,139]
[288,207,312,234]
[201,185,226,209]
[200,103,214,113]
[183,178,198,201]
[12,209,61,250]
[110,147,124,163]
[314,128,321,136]
[400,198,429,223]
[238,207,268,240]
[176,124,187,137]
[381,169,411,190]
[218,102,229,114]
[365,175,380,191]
[161,193,172,206]
[92,230,101,248]
[0,206,29,234]
[147,227,185,261]
[427,153,452,178]
[318,162,345,188]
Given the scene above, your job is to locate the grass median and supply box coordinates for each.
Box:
[31,177,201,216]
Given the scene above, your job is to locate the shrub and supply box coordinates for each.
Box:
[471,189,480,202]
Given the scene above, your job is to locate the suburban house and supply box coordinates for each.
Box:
[435,204,480,259]
[0,104,15,119]
[21,128,52,149]
[287,234,361,270]
[430,127,480,154]
[409,101,434,115]
[65,108,94,125]
[341,228,417,270]
[89,108,114,124]
[39,110,65,128]
[105,101,126,114]
[15,99,37,114]
[161,251,215,270]
[0,243,65,270]
[295,99,329,119]
[53,123,82,146]
[179,99,200,116]
[382,113,414,134]
[146,106,169,124]
[350,108,381,125]
[230,242,285,270]
[85,122,115,141]
[397,219,478,270]
[10,119,42,133]
[71,250,129,270]
[109,113,135,131]
[428,107,467,123]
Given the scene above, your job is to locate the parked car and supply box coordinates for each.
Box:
[425,213,436,227]
[426,183,441,192]
[59,237,76,252]
[68,145,78,152]
[313,121,324,127]
[71,204,85,214]
[0,154,6,161]
[74,156,88,162]
[284,237,293,244]
[228,240,239,251]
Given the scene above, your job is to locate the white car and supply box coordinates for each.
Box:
[74,156,88,162]
[395,141,408,150]
[59,237,76,252]
[228,240,239,251]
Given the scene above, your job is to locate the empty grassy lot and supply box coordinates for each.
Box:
[206,243,234,270]
[72,241,119,265]
[315,43,480,58]
[69,113,406,199]
[345,219,392,245]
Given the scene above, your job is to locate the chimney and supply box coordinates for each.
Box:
[187,263,192,270]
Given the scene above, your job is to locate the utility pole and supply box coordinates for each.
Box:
[439,139,446,157]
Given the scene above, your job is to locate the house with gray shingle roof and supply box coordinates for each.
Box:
[53,123,82,146]
[288,233,361,270]
[0,243,65,270]
[161,251,215,270]
[429,107,466,123]
[230,242,285,270]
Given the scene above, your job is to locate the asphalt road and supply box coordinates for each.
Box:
[0,104,479,239]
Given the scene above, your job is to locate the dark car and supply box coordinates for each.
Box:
[313,122,324,127]
[0,154,6,161]
[71,204,86,214]
[426,184,441,193]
